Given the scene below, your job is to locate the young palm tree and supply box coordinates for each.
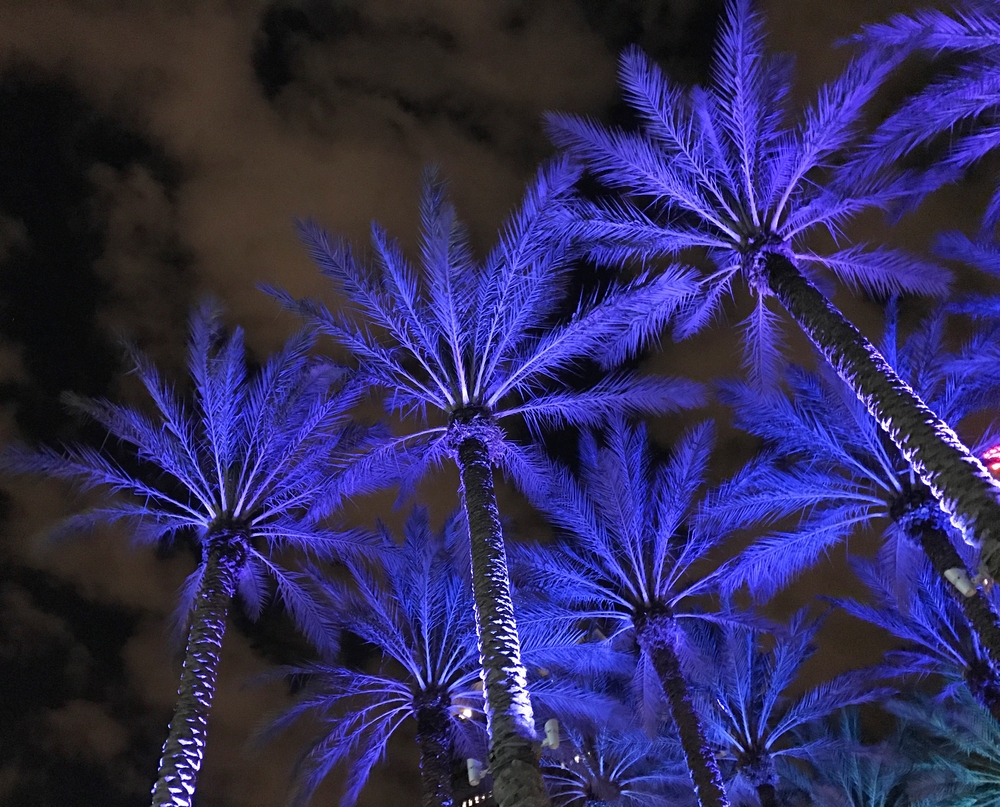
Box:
[835,555,1000,722]
[516,417,737,807]
[268,160,702,807]
[710,305,1000,666]
[547,0,1000,579]
[688,612,891,807]
[541,725,691,807]
[0,304,368,807]
[265,510,484,807]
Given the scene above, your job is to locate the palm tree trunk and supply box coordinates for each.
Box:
[910,514,1000,663]
[765,251,1000,578]
[755,783,779,807]
[416,692,455,807]
[453,422,551,807]
[637,613,729,807]
[150,534,244,807]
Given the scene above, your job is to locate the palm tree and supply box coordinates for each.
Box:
[268,160,702,807]
[516,417,737,807]
[547,0,1000,579]
[889,693,1000,807]
[1,304,367,807]
[834,555,1000,723]
[710,304,1000,667]
[265,510,484,807]
[688,612,891,807]
[541,725,692,807]
[782,711,913,807]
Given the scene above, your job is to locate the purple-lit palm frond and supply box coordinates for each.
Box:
[541,727,691,807]
[888,693,1000,807]
[272,670,417,807]
[268,510,485,807]
[688,613,890,797]
[856,3,1000,231]
[835,554,999,708]
[548,0,943,389]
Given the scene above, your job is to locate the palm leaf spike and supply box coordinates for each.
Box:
[0,302,370,807]
[548,0,1000,580]
[516,417,736,807]
[268,159,703,807]
[711,302,1000,672]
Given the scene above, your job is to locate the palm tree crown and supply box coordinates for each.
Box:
[519,417,725,645]
[889,693,1000,807]
[713,304,1000,600]
[689,612,889,807]
[541,726,691,807]
[835,555,1000,721]
[548,0,944,386]
[267,510,483,807]
[7,303,366,636]
[268,159,700,504]
[548,0,1000,587]
[783,711,913,807]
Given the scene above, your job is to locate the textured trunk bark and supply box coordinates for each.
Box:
[905,516,1000,721]
[637,614,729,807]
[416,694,455,807]
[755,783,778,807]
[454,430,551,807]
[150,534,244,807]
[765,252,1000,579]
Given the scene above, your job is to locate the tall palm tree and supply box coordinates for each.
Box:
[547,0,1000,579]
[516,417,737,807]
[835,555,1000,723]
[265,510,484,807]
[688,612,891,807]
[710,304,1000,666]
[268,160,702,807]
[1,304,368,807]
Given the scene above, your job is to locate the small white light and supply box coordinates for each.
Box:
[574,754,581,763]
[460,707,473,719]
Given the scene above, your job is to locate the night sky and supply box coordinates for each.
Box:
[0,2,992,806]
